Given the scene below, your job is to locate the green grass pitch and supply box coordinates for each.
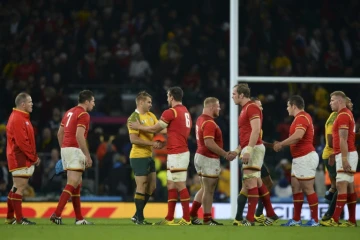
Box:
[1,219,359,240]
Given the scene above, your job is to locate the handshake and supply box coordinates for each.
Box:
[223,150,239,161]
[272,141,283,152]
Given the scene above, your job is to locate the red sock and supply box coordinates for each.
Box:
[190,201,202,217]
[347,192,357,224]
[293,192,304,221]
[306,193,318,222]
[7,191,14,219]
[72,184,83,220]
[203,213,212,223]
[246,187,259,222]
[258,184,276,217]
[179,188,190,222]
[332,193,347,223]
[165,189,178,221]
[12,193,23,222]
[55,184,75,217]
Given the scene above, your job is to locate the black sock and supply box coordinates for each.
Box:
[255,198,264,217]
[144,193,151,206]
[235,192,248,221]
[134,192,146,221]
[326,191,338,216]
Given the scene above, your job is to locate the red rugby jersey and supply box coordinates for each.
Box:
[289,111,315,158]
[332,107,356,155]
[60,106,90,148]
[160,104,191,154]
[195,114,223,158]
[238,101,262,148]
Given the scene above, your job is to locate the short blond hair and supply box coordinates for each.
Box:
[204,97,219,107]
[136,91,152,104]
[330,91,346,99]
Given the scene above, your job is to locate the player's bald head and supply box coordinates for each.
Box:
[15,92,30,107]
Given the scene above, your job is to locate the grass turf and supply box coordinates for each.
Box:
[1,219,359,240]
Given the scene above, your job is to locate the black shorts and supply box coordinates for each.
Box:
[260,164,270,178]
[323,159,337,178]
[130,157,156,176]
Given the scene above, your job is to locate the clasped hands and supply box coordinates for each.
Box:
[224,151,238,161]
[273,141,282,152]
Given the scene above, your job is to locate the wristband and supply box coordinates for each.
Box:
[246,146,253,155]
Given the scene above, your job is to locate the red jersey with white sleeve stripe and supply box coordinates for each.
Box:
[332,107,356,155]
[195,114,223,158]
[60,106,90,148]
[160,104,191,154]
[238,101,263,148]
[289,111,315,158]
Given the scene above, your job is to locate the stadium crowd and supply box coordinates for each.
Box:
[1,0,360,203]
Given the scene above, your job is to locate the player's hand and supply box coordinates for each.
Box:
[34,157,41,167]
[128,119,141,130]
[273,142,282,152]
[329,154,335,166]
[242,152,250,164]
[225,151,238,161]
[153,140,163,149]
[85,156,93,168]
[342,158,351,172]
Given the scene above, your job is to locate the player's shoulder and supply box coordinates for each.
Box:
[128,110,140,122]
[246,102,261,112]
[147,111,157,119]
[326,112,337,124]
[338,108,353,119]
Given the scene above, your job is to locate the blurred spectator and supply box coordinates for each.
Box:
[37,127,57,153]
[0,158,10,196]
[271,49,292,76]
[274,177,292,198]
[42,148,62,195]
[129,52,152,80]
[96,134,117,163]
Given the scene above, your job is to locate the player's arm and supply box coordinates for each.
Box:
[129,133,158,147]
[57,125,64,148]
[76,127,90,158]
[138,121,165,133]
[248,118,261,148]
[339,128,349,160]
[263,140,274,149]
[280,129,305,147]
[204,138,227,158]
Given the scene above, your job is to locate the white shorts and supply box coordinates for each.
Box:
[167,151,190,182]
[291,151,319,180]
[241,144,265,177]
[335,151,358,183]
[194,153,221,178]
[61,147,86,171]
[11,165,34,177]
